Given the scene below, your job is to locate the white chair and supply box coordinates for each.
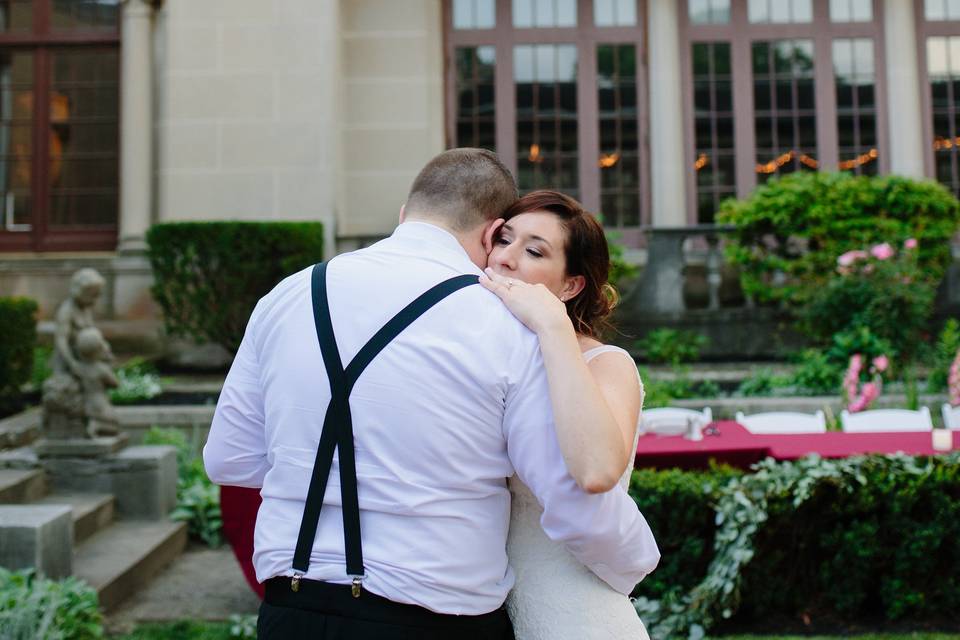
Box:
[941,403,960,430]
[641,407,713,436]
[735,410,827,434]
[839,407,933,433]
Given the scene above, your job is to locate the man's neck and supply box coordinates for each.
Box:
[402,218,486,269]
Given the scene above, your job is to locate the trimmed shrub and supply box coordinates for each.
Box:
[629,454,960,633]
[718,172,960,308]
[146,221,324,354]
[0,297,38,416]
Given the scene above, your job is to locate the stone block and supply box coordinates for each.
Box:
[108,446,178,520]
[41,445,178,520]
[0,505,73,578]
[34,435,129,458]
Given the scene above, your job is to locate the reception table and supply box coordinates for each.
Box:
[634,420,960,470]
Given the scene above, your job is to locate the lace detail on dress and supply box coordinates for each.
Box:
[505,346,649,640]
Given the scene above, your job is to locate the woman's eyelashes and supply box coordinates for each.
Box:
[495,236,545,258]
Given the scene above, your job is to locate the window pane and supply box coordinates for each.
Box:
[926,0,947,21]
[0,51,33,232]
[556,0,577,26]
[596,0,637,26]
[950,0,960,20]
[455,47,497,151]
[830,0,851,22]
[754,39,817,182]
[597,44,640,228]
[709,0,731,23]
[48,49,119,229]
[52,0,120,31]
[748,0,769,23]
[514,0,534,27]
[516,45,578,194]
[691,43,735,223]
[0,0,31,33]
[851,0,872,21]
[929,36,960,195]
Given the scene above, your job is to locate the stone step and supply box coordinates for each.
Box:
[0,407,42,451]
[73,520,188,611]
[0,468,47,504]
[35,492,115,544]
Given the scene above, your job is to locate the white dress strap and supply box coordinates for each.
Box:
[581,344,633,364]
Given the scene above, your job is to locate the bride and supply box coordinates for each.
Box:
[479,190,650,640]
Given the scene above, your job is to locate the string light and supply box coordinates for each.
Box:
[528,144,543,163]
[694,153,709,171]
[934,135,960,150]
[599,152,620,168]
[838,148,878,170]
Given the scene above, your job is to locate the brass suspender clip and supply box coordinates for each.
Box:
[291,574,302,592]
[351,576,363,598]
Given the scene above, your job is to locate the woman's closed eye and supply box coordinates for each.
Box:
[526,248,544,258]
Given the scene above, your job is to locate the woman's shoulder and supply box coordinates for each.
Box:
[580,340,633,363]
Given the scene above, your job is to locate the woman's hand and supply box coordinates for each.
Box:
[479,267,571,336]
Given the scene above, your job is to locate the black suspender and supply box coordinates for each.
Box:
[290,261,478,596]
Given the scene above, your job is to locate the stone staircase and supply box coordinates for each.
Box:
[0,454,187,611]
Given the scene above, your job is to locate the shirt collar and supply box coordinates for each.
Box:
[390,221,483,275]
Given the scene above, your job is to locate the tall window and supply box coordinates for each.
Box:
[0,0,120,252]
[919,1,960,196]
[445,0,649,231]
[681,0,886,222]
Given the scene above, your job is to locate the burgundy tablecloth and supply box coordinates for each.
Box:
[220,485,263,599]
[634,420,960,470]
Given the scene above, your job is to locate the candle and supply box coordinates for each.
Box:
[932,429,953,452]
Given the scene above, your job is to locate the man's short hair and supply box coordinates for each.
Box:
[405,148,518,232]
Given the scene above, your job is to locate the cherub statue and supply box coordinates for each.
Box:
[42,268,119,440]
[73,327,120,438]
[52,268,113,377]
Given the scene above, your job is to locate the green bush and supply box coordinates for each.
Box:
[146,221,324,354]
[637,328,708,366]
[0,568,103,639]
[799,242,935,361]
[629,467,739,600]
[927,318,960,392]
[629,454,960,635]
[0,297,38,416]
[735,367,790,397]
[718,172,960,308]
[109,357,163,405]
[789,349,843,395]
[143,427,222,547]
[606,232,639,286]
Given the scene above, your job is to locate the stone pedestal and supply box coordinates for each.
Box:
[33,435,129,458]
[40,445,177,520]
[0,505,73,578]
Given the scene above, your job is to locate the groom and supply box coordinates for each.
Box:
[204,148,659,639]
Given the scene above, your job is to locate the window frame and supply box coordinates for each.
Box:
[0,0,120,252]
[680,0,888,224]
[443,0,652,237]
[914,0,960,182]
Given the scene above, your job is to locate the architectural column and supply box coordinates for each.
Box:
[647,0,687,226]
[884,0,926,177]
[117,0,155,254]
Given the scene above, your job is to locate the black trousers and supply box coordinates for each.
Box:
[258,578,515,640]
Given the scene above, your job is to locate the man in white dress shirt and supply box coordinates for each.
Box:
[203,148,659,639]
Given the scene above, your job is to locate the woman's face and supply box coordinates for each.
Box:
[487,211,577,299]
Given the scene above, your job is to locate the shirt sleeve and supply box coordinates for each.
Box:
[203,301,269,488]
[502,341,660,595]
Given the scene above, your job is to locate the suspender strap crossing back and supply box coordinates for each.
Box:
[291,261,479,593]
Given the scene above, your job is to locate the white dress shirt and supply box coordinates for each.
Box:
[203,221,660,615]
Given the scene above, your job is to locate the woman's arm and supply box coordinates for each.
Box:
[480,269,641,493]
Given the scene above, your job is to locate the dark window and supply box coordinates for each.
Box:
[0,0,120,252]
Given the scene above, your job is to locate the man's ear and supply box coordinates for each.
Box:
[482,218,505,255]
[399,204,406,224]
[560,275,586,302]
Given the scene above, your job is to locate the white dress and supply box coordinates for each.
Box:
[506,345,649,640]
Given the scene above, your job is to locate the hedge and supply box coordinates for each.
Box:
[146,221,324,354]
[0,297,38,416]
[629,455,960,634]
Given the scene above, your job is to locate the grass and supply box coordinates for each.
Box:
[111,621,236,640]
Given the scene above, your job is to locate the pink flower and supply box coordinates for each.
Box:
[871,355,889,373]
[870,242,895,260]
[949,349,960,407]
[837,250,868,267]
[904,238,918,250]
[848,381,881,413]
[843,354,864,404]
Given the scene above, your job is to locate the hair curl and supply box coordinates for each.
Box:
[499,190,618,339]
